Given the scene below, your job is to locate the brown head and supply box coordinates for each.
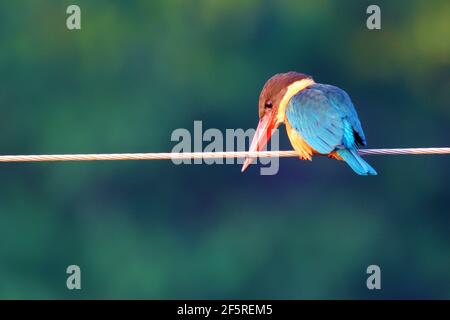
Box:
[258,72,312,118]
[242,72,315,172]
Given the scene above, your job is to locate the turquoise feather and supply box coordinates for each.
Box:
[286,83,377,175]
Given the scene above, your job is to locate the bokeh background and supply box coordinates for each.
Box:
[0,0,449,299]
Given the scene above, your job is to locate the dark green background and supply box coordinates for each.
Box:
[0,0,449,299]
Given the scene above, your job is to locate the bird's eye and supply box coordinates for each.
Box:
[265,101,273,109]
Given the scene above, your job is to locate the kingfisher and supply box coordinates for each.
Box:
[242,72,377,175]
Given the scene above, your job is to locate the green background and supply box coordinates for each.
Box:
[0,0,449,299]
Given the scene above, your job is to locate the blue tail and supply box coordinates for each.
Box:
[336,149,377,176]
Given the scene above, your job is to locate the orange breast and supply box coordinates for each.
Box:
[285,121,315,160]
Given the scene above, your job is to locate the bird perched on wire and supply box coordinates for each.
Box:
[242,72,377,175]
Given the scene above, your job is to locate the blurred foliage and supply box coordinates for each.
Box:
[0,0,449,299]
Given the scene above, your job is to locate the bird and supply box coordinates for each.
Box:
[241,72,377,175]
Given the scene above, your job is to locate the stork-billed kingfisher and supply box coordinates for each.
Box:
[242,72,377,175]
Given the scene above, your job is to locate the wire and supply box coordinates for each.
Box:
[0,148,448,163]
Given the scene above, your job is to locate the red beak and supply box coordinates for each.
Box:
[241,111,275,172]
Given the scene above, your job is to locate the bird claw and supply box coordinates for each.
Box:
[299,155,312,161]
[327,153,343,161]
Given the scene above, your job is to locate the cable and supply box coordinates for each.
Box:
[0,148,448,163]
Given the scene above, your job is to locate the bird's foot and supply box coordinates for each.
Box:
[328,152,343,161]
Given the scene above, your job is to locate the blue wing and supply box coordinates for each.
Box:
[317,84,367,146]
[286,84,377,175]
[286,84,366,153]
